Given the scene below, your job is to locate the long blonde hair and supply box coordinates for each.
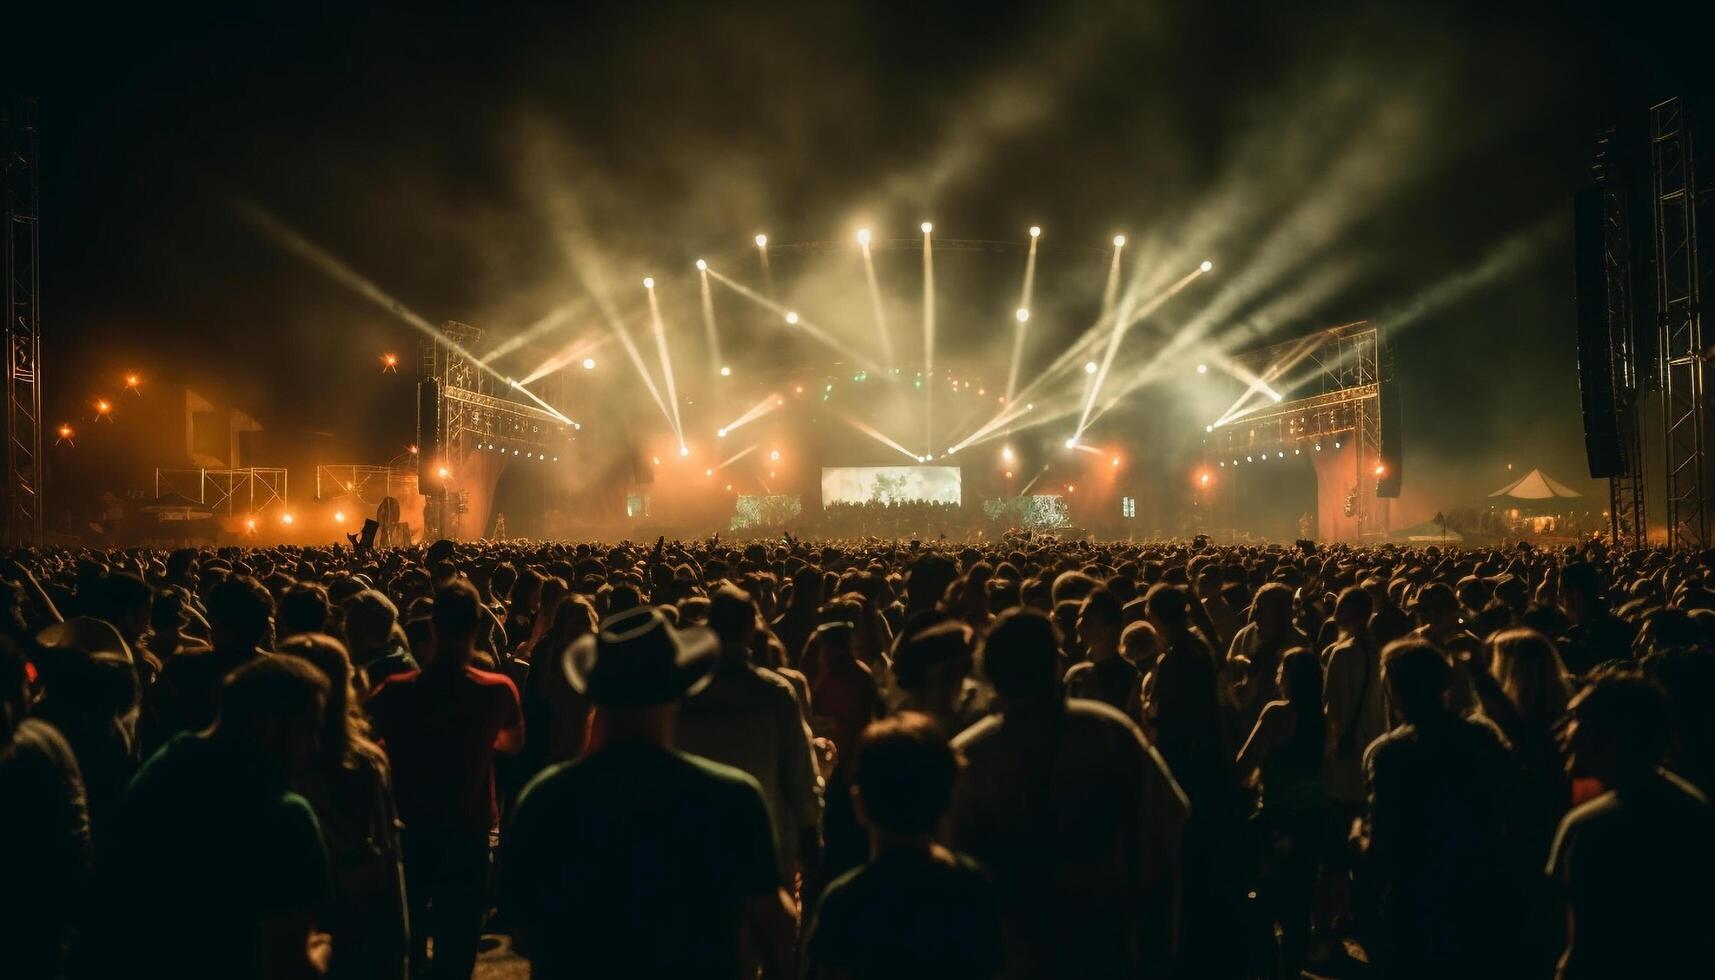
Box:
[1487,628,1573,730]
[278,632,381,770]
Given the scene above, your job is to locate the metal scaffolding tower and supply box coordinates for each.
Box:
[1595,131,1648,548]
[2,99,43,547]
[1652,97,1708,549]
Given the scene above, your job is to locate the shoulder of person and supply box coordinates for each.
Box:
[678,748,768,798]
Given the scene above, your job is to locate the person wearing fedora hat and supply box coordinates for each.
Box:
[498,604,795,978]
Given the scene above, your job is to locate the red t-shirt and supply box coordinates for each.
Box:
[368,664,522,835]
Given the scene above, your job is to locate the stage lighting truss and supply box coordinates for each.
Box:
[314,464,419,506]
[1206,321,1393,529]
[152,466,289,518]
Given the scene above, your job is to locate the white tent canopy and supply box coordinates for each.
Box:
[1489,468,1582,500]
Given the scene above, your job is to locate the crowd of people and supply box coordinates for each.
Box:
[3,534,1713,978]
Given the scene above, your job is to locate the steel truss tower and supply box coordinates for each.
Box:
[2,99,43,547]
[1595,132,1648,548]
[1652,97,1708,550]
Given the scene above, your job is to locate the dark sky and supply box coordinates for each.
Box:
[8,0,1706,518]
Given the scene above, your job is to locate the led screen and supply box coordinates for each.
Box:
[820,466,962,506]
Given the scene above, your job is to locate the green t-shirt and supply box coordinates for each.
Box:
[499,740,780,977]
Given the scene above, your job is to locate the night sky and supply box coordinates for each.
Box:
[8,1,1709,523]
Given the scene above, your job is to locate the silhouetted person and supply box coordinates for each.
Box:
[0,635,92,979]
[1359,638,1517,978]
[498,605,794,976]
[1550,672,1715,979]
[678,584,823,896]
[143,575,274,754]
[806,712,1003,979]
[115,655,333,979]
[1065,587,1139,716]
[948,608,1186,977]
[1556,561,1635,675]
[279,634,409,980]
[367,579,523,980]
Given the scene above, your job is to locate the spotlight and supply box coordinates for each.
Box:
[407,445,419,454]
[1111,456,1120,467]
[1067,484,1076,493]
[582,357,596,370]
[1200,473,1210,486]
[1084,361,1098,374]
[1065,438,1077,449]
[1028,225,1041,238]
[916,455,926,463]
[652,456,661,465]
[437,466,451,479]
[1025,403,1034,411]
[1205,425,1213,433]
[720,428,731,438]
[785,311,799,325]
[769,449,781,461]
[1278,451,1285,458]
[1113,234,1126,248]
[1196,363,1208,374]
[695,259,707,271]
[1015,308,1030,323]
[1002,446,1015,461]
[1247,456,1253,462]
[720,366,731,376]
[705,468,714,476]
[1334,441,1342,449]
[1271,392,1283,403]
[1314,444,1322,451]
[1005,471,1014,479]
[334,510,345,523]
[679,445,690,457]
[642,277,654,289]
[725,484,732,491]
[856,228,871,245]
[754,234,768,247]
[1374,463,1386,476]
[281,513,295,525]
[244,517,257,531]
[1200,259,1214,272]
[920,222,933,234]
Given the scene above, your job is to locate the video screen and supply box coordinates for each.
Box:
[821,466,962,506]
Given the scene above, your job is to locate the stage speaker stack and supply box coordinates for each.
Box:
[1573,186,1627,478]
[416,379,442,484]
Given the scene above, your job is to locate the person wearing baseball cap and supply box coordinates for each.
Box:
[498,605,793,977]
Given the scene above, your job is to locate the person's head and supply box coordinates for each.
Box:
[214,654,328,780]
[341,589,399,655]
[92,572,153,644]
[1120,620,1159,666]
[207,576,274,653]
[1487,628,1573,730]
[1381,637,1452,725]
[892,621,974,699]
[277,583,331,640]
[1333,586,1374,636]
[546,594,599,649]
[276,633,373,769]
[430,579,482,664]
[851,712,960,845]
[980,607,1060,701]
[1076,588,1123,659]
[708,584,758,652]
[566,605,718,744]
[1563,671,1672,786]
[1143,583,1190,636]
[1251,582,1294,637]
[1412,582,1460,631]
